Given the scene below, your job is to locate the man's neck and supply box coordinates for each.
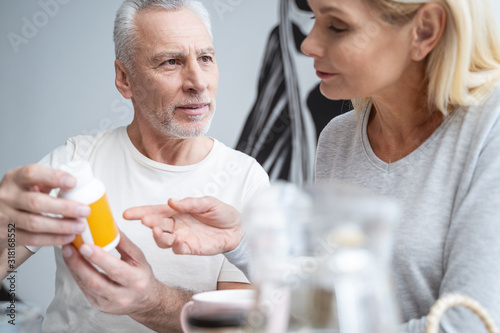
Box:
[126,121,214,166]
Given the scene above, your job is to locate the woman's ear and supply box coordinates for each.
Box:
[410,3,447,61]
[115,59,133,99]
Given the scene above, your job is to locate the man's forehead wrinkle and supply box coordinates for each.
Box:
[134,7,210,39]
[132,8,215,67]
[137,24,206,40]
[136,23,212,49]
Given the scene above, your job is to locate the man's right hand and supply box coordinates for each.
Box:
[123,196,244,256]
[0,164,90,248]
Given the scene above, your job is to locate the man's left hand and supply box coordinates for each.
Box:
[62,231,164,317]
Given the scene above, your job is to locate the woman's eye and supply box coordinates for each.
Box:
[329,26,347,33]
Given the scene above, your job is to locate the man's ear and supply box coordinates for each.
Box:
[115,59,133,99]
[410,3,447,61]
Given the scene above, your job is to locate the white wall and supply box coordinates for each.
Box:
[1,0,500,316]
[0,0,279,174]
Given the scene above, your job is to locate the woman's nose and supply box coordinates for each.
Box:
[301,27,323,59]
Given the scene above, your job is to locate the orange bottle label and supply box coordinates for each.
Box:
[72,194,119,249]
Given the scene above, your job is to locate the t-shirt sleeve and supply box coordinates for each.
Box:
[243,161,270,204]
[37,134,100,168]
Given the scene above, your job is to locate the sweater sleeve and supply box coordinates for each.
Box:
[223,234,250,279]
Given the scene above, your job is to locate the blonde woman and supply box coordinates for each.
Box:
[303,0,500,330]
[127,0,500,330]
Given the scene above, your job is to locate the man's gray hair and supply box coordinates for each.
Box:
[113,0,213,73]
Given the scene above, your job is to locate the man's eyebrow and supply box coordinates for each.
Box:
[152,47,215,62]
[198,47,215,56]
[152,51,187,63]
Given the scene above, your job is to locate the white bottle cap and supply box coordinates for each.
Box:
[59,160,94,187]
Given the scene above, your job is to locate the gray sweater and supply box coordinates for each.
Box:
[315,88,500,332]
[226,87,500,332]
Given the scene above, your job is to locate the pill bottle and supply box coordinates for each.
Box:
[59,160,120,251]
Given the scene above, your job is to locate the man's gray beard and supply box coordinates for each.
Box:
[140,98,216,139]
[161,110,215,139]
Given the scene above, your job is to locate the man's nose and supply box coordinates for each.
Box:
[182,61,208,92]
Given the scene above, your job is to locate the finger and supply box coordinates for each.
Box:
[152,227,177,249]
[171,236,193,255]
[142,215,175,233]
[152,228,192,254]
[12,192,90,219]
[63,244,97,274]
[62,244,119,291]
[123,204,175,220]
[76,242,137,287]
[12,209,86,235]
[29,184,52,194]
[167,197,215,214]
[13,164,77,191]
[13,230,76,248]
[63,244,138,316]
[113,231,148,269]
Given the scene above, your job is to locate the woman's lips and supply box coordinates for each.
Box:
[316,70,337,80]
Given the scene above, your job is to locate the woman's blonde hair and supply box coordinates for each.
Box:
[353,0,500,115]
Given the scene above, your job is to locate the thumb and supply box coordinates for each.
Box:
[167,197,216,214]
[115,231,147,265]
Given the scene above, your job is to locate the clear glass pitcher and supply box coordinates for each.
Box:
[243,182,401,333]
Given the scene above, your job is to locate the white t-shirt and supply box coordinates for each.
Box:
[34,126,269,332]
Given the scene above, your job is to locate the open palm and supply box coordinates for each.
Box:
[123,196,243,256]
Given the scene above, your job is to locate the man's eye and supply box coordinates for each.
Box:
[200,56,212,62]
[163,59,177,65]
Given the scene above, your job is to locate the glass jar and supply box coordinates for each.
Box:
[243,182,401,333]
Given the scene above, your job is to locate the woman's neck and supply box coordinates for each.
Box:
[367,91,444,163]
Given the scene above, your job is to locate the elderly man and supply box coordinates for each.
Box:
[0,0,268,332]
